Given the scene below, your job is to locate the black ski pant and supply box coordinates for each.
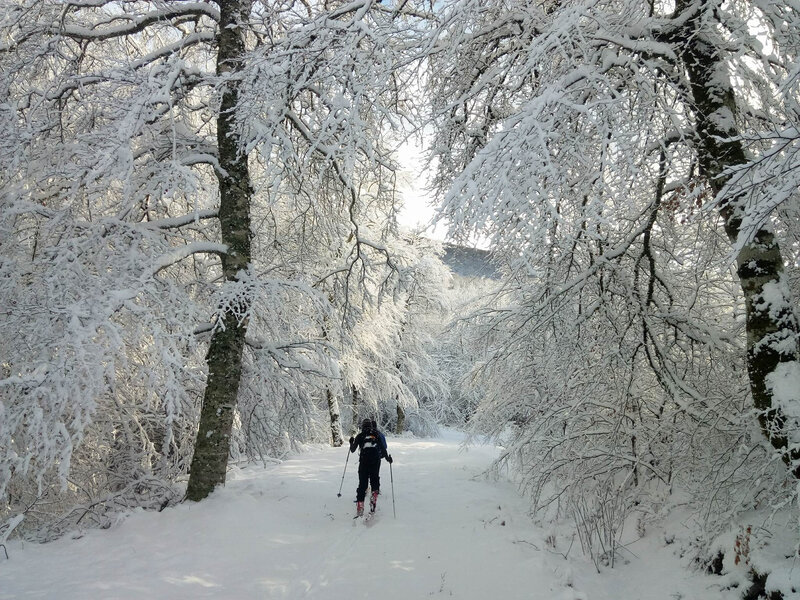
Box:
[356,455,381,502]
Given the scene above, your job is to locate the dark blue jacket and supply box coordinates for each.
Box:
[376,430,387,454]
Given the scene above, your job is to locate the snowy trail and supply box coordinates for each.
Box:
[0,430,568,599]
[1,429,730,600]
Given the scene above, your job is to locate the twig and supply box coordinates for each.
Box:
[512,539,541,551]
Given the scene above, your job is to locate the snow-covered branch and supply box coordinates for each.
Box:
[56,4,220,42]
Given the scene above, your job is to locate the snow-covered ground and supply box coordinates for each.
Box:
[1,429,740,599]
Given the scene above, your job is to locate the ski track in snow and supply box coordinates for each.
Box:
[1,429,735,600]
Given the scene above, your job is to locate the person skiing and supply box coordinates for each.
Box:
[350,418,392,517]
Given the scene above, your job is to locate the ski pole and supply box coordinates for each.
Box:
[390,461,396,518]
[337,447,350,498]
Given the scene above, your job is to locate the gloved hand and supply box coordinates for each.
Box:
[387,455,393,464]
[349,436,354,445]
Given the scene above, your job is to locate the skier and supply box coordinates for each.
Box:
[350,418,392,517]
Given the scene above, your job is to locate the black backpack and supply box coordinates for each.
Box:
[361,431,380,454]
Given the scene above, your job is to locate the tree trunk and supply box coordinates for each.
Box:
[321,310,343,446]
[351,384,361,436]
[676,1,800,472]
[186,315,247,500]
[327,387,344,447]
[186,0,253,501]
[396,404,406,435]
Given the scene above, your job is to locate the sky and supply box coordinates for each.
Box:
[395,138,449,241]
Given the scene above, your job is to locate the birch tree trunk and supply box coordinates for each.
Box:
[675,0,800,473]
[327,387,344,447]
[186,0,253,501]
[396,404,406,435]
[351,385,361,436]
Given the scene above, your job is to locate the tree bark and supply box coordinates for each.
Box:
[186,0,253,501]
[396,404,406,435]
[321,311,343,446]
[327,387,344,447]
[675,0,800,472]
[351,384,361,436]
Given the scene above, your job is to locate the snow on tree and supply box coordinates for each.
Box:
[1,0,221,532]
[0,0,438,536]
[425,0,800,559]
[327,233,452,437]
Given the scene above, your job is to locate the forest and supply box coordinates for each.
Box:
[2,0,800,592]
